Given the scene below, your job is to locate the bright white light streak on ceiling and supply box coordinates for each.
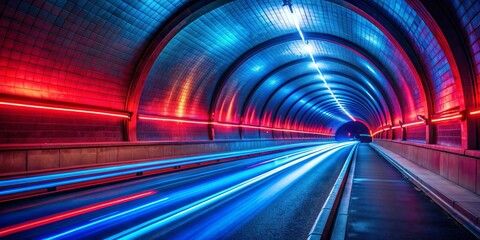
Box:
[284,3,356,122]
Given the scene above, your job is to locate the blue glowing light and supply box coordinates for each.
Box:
[44,197,169,240]
[251,65,263,72]
[366,64,376,74]
[283,4,355,122]
[308,62,318,69]
[364,34,379,46]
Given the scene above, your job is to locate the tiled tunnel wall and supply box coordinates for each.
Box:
[0,0,186,143]
[374,0,480,147]
[452,0,480,107]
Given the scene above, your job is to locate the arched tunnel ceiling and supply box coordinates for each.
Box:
[139,0,427,131]
[1,0,477,143]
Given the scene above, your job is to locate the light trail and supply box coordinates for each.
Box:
[0,191,155,237]
[44,144,341,239]
[0,142,327,196]
[106,143,355,239]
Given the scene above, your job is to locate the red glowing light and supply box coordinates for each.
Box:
[402,121,425,128]
[469,110,480,115]
[0,101,130,119]
[391,126,401,130]
[372,130,383,136]
[430,114,462,123]
[139,116,210,125]
[138,115,334,136]
[0,191,155,237]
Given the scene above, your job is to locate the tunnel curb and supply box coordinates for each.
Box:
[308,143,358,240]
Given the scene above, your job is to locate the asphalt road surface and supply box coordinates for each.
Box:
[0,142,355,240]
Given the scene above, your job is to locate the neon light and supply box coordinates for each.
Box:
[138,116,335,136]
[139,116,209,125]
[0,191,155,237]
[373,120,426,135]
[430,114,462,123]
[44,197,169,240]
[372,130,383,136]
[402,121,425,127]
[0,101,130,119]
[283,4,355,122]
[303,43,313,53]
[469,110,480,115]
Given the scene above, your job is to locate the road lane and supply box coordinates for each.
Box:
[0,142,355,239]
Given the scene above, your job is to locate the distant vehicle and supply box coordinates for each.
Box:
[357,134,372,143]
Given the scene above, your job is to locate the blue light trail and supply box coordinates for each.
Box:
[105,142,354,239]
[0,142,327,196]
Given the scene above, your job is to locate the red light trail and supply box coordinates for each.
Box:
[0,191,155,237]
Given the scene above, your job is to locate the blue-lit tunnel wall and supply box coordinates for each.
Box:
[0,0,480,150]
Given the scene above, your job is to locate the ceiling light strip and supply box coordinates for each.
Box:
[285,4,355,122]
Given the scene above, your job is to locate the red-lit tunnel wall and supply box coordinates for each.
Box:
[0,1,155,143]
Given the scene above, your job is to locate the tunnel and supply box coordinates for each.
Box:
[335,121,370,142]
[0,0,480,239]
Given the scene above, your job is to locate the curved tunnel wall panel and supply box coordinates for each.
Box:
[450,0,480,109]
[301,1,426,121]
[258,77,323,127]
[281,93,346,130]
[216,42,305,124]
[436,122,462,147]
[393,128,403,141]
[267,78,382,131]
[230,40,398,130]
[0,107,124,143]
[0,0,187,143]
[138,1,426,141]
[406,124,427,143]
[213,125,241,140]
[242,65,316,126]
[372,0,463,113]
[137,1,314,140]
[369,0,464,146]
[137,121,209,141]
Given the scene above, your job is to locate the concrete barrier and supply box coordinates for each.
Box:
[0,139,329,176]
[373,139,480,195]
